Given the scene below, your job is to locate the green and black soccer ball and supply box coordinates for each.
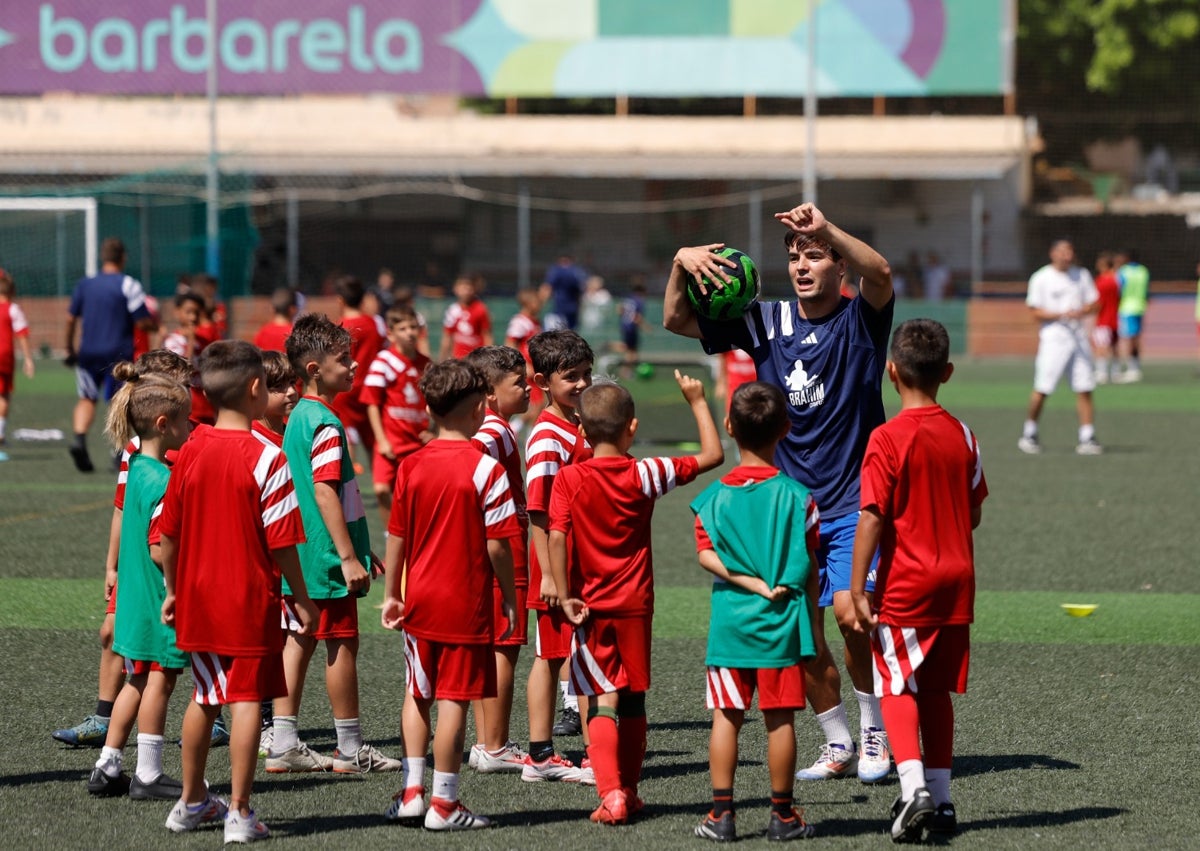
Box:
[686,247,760,322]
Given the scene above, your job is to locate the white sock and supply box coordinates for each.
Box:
[925,768,952,805]
[1022,420,1038,439]
[0,416,7,440]
[854,689,882,732]
[272,715,299,753]
[95,746,123,777]
[897,758,926,801]
[431,770,459,803]
[402,757,426,790]
[815,704,854,750]
[334,717,363,755]
[135,733,164,783]
[1079,424,1095,443]
[561,680,579,712]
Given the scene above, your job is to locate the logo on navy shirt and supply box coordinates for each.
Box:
[785,359,825,408]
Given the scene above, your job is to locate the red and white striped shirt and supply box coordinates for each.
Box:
[505,312,540,360]
[442,299,492,359]
[360,347,430,457]
[0,301,29,374]
[473,412,528,583]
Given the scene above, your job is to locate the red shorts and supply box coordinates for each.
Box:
[493,584,529,646]
[190,652,287,705]
[403,633,496,701]
[106,581,117,616]
[534,608,573,660]
[0,372,12,398]
[871,624,970,697]
[1091,324,1118,350]
[568,615,652,696]
[125,658,181,676]
[705,663,807,711]
[282,596,358,639]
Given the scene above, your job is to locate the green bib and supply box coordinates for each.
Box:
[1118,263,1149,315]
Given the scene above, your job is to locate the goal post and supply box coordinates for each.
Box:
[0,197,98,293]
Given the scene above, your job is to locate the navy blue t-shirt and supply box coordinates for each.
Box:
[698,295,894,520]
[544,262,585,321]
[68,272,151,362]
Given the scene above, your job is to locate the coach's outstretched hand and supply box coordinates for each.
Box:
[774,202,827,237]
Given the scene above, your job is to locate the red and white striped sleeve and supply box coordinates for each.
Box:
[635,455,700,500]
[254,445,305,549]
[147,499,164,547]
[475,454,520,540]
[804,492,820,553]
[310,424,343,485]
[524,422,573,513]
[360,351,396,408]
[10,303,28,337]
[472,414,515,462]
[962,421,989,506]
[113,437,141,509]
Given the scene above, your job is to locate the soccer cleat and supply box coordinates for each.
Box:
[129,773,184,801]
[890,788,935,843]
[625,788,645,816]
[257,728,273,759]
[552,705,582,737]
[521,753,583,783]
[53,714,109,747]
[1076,439,1104,456]
[590,788,629,825]
[384,786,427,823]
[858,727,891,784]
[69,445,95,473]
[694,811,736,842]
[209,713,230,747]
[768,807,816,841]
[424,798,491,831]
[165,795,229,833]
[928,802,957,834]
[795,743,857,781]
[1017,436,1042,455]
[265,742,334,773]
[473,741,529,774]
[333,743,403,774]
[224,808,270,844]
[579,757,596,786]
[87,767,131,797]
[467,743,482,770]
[1116,368,1143,384]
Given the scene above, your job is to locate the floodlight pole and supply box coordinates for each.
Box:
[803,0,817,204]
[205,0,220,278]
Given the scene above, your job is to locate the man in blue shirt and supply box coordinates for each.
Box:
[541,254,586,331]
[663,203,895,785]
[64,238,155,472]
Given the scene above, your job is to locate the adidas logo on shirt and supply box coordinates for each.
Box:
[800,332,818,345]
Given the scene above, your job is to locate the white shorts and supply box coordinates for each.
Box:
[1034,333,1095,395]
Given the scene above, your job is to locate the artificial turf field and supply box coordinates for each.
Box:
[2,361,1198,849]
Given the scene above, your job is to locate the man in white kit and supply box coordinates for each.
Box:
[1018,238,1103,456]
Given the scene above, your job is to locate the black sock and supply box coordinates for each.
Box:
[73,433,87,450]
[96,699,114,719]
[260,700,273,727]
[711,788,734,817]
[529,740,554,762]
[770,792,794,818]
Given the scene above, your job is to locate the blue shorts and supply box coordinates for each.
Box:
[75,357,121,402]
[1118,314,1143,339]
[817,511,877,608]
[621,326,640,351]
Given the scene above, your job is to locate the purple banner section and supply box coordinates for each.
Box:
[0,1,485,95]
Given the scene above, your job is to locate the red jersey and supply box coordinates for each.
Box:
[860,405,988,627]
[0,301,29,375]
[723,350,757,411]
[389,440,521,643]
[253,321,292,353]
[443,299,492,359]
[160,428,305,655]
[360,347,430,457]
[550,454,699,616]
[1095,271,1120,330]
[525,409,592,610]
[694,465,819,553]
[330,314,384,426]
[251,420,284,448]
[114,436,141,509]
[505,311,540,361]
[132,295,158,361]
[472,412,528,583]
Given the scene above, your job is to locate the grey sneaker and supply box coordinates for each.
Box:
[129,773,183,801]
[332,743,402,774]
[1017,436,1042,455]
[165,794,229,833]
[53,714,109,747]
[265,742,333,773]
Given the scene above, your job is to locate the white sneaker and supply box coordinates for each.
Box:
[579,757,596,786]
[424,798,491,831]
[265,742,333,773]
[857,727,891,784]
[165,794,229,832]
[521,753,583,782]
[796,743,858,780]
[467,744,483,770]
[384,786,427,822]
[474,741,528,774]
[257,728,272,759]
[1116,368,1143,384]
[1094,370,1109,385]
[1017,436,1042,455]
[333,743,403,774]
[224,808,270,844]
[1076,439,1104,456]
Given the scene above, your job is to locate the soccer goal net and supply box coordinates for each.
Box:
[0,197,97,296]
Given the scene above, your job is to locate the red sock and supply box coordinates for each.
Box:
[916,691,954,768]
[879,693,921,764]
[586,714,621,796]
[617,714,647,793]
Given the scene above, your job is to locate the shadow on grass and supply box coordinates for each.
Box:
[962,805,1125,833]
[0,768,85,788]
[648,719,711,733]
[955,753,1080,777]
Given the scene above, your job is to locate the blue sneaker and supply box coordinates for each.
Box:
[857,727,891,784]
[210,713,230,747]
[52,714,109,747]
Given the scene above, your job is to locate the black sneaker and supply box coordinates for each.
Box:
[928,802,957,834]
[129,772,184,801]
[768,808,815,841]
[694,811,736,842]
[890,788,935,843]
[87,767,131,797]
[552,706,582,737]
[69,445,95,473]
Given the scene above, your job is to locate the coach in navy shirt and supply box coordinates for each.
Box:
[663,202,896,784]
[64,237,154,472]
